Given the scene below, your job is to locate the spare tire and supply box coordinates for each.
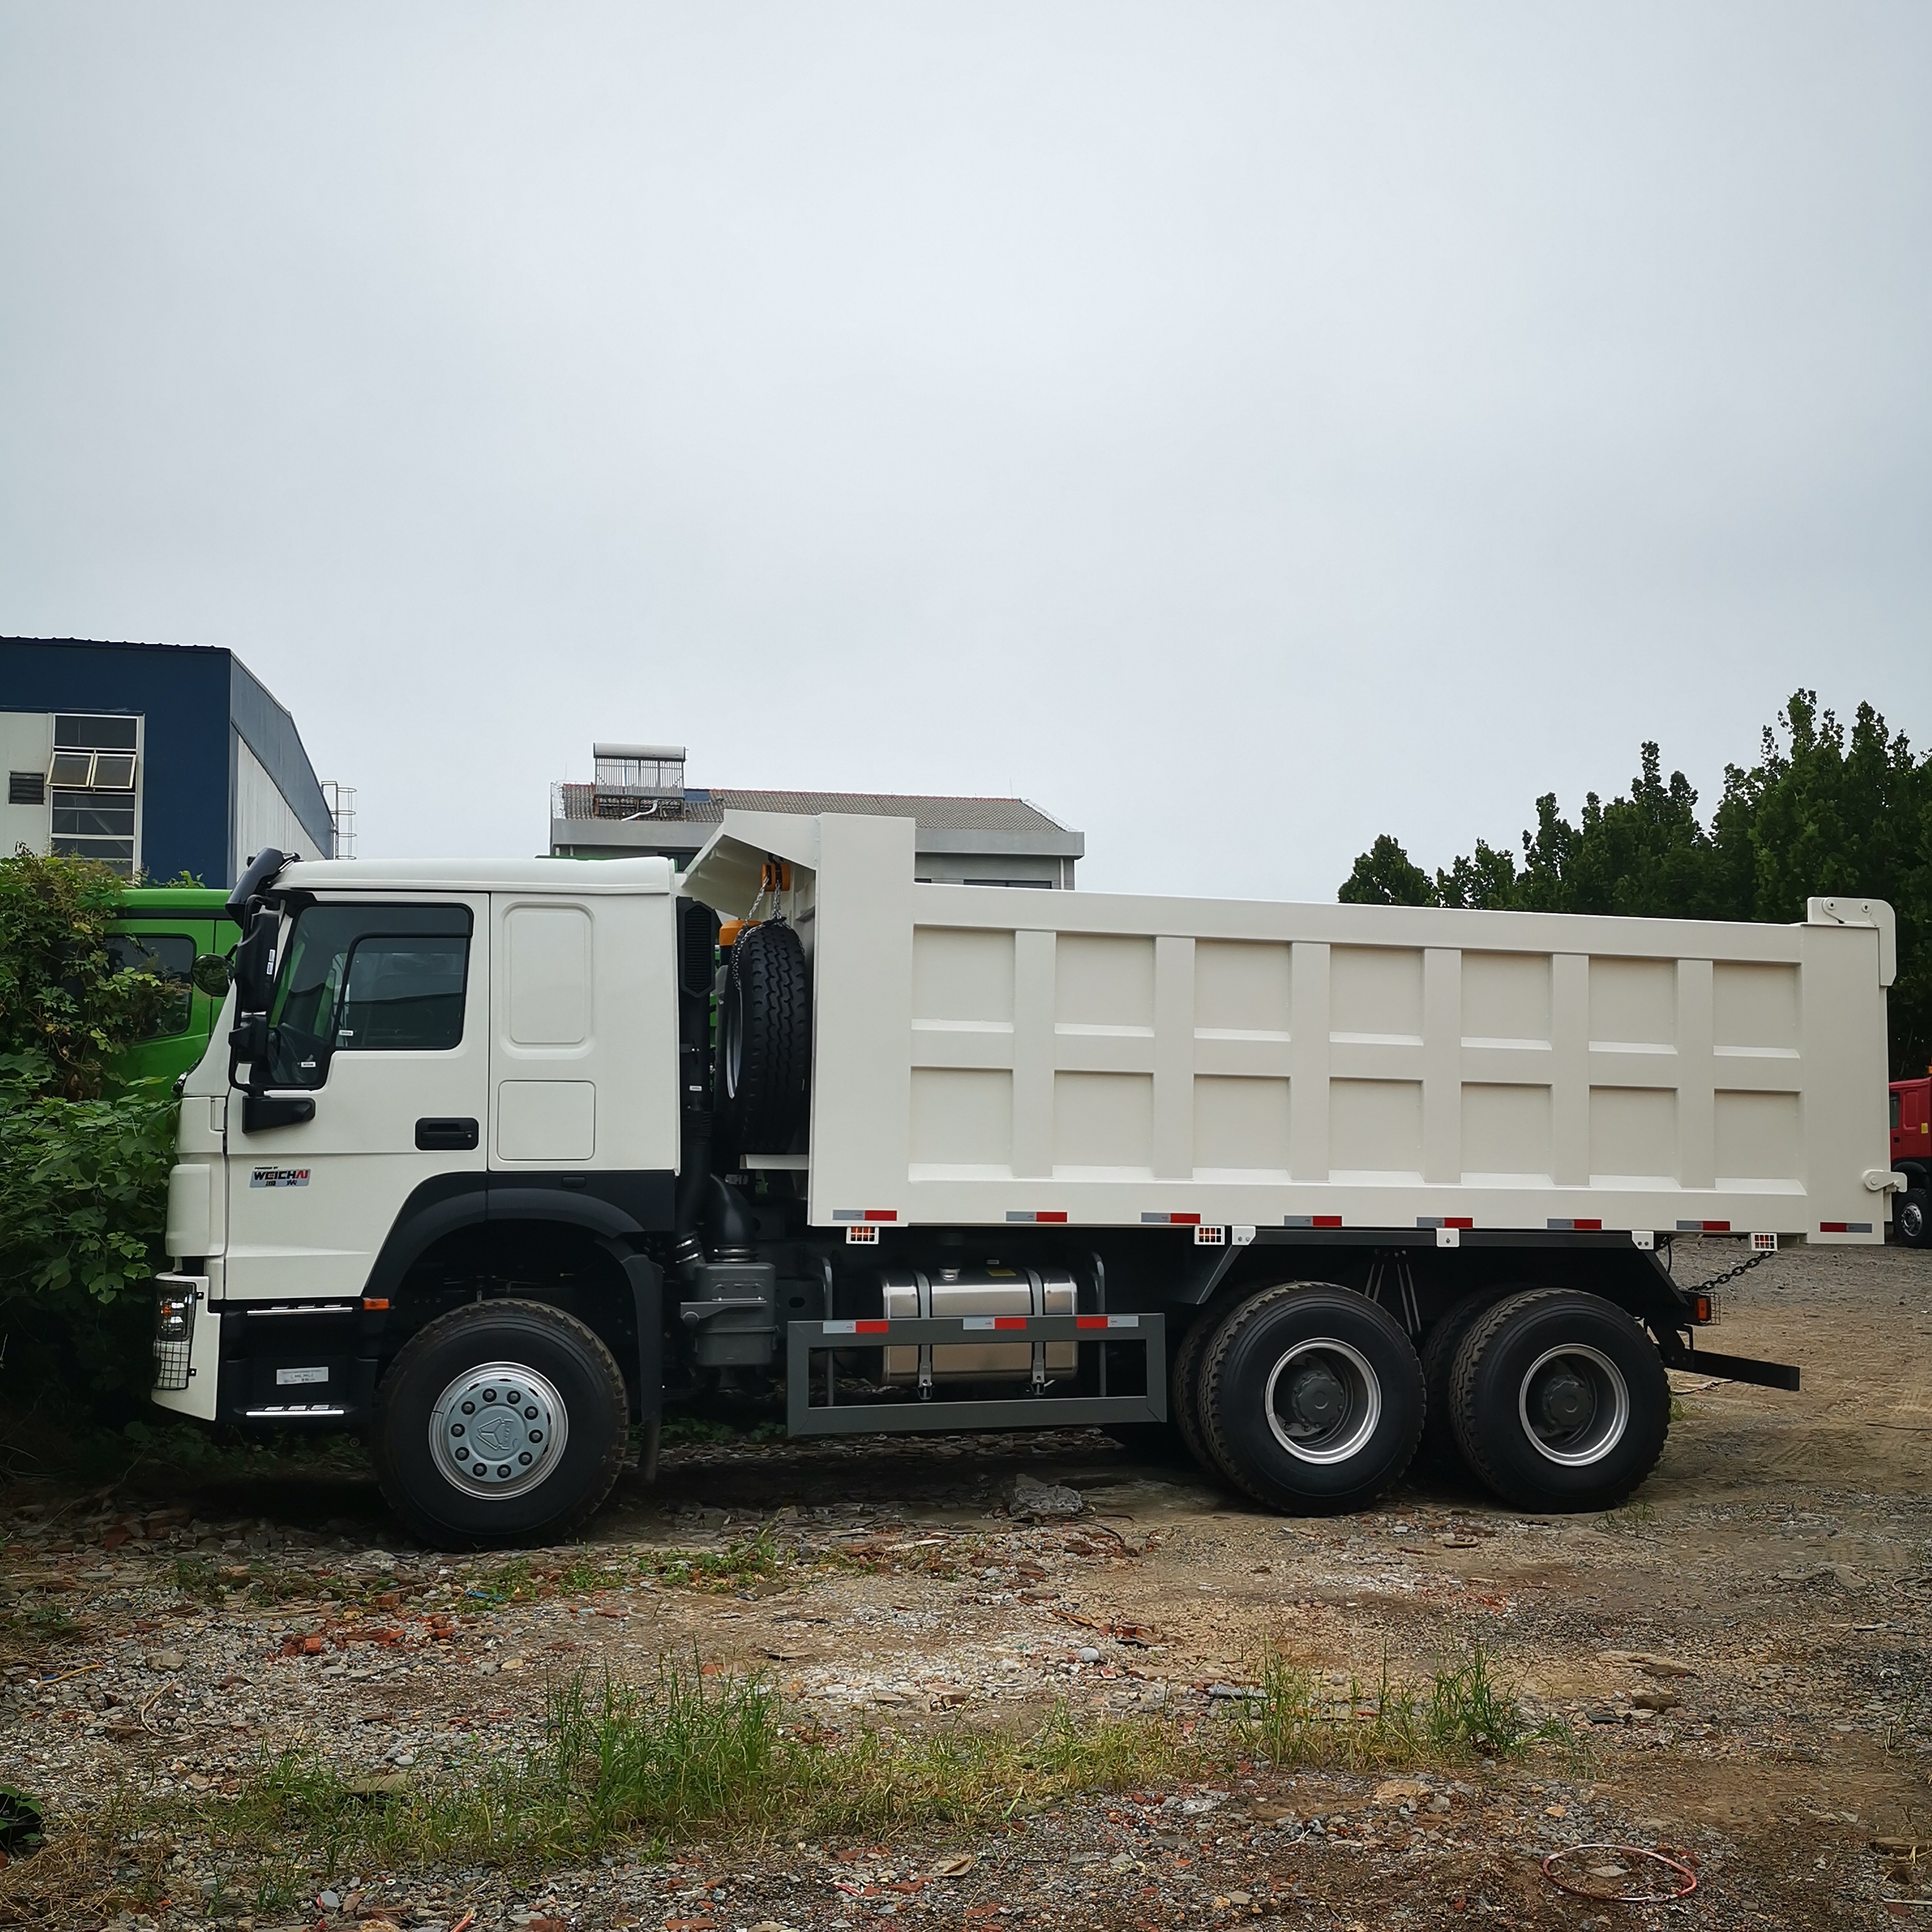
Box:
[714,919,811,1158]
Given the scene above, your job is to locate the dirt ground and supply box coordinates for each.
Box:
[5,1239,1931,1930]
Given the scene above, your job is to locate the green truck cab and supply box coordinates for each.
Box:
[107,887,236,1088]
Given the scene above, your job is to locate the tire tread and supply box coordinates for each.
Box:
[1170,1309,1226,1481]
[717,922,810,1156]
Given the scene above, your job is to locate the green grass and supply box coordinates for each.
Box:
[41,1640,1575,1909]
[154,1657,1190,1898]
[208,1644,1546,1869]
[1234,1642,1569,1772]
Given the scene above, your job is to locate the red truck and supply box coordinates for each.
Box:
[1891,1076,1932,1243]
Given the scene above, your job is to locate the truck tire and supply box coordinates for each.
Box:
[1418,1290,1507,1470]
[1198,1285,1424,1514]
[1449,1289,1668,1513]
[1896,1188,1931,1248]
[372,1299,630,1550]
[1170,1307,1228,1480]
[714,921,810,1158]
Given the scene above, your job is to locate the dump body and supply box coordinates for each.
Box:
[686,813,1895,1244]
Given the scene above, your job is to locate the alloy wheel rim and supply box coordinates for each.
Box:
[1263,1338,1383,1465]
[1517,1343,1629,1466]
[428,1361,569,1500]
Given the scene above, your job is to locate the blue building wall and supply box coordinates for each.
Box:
[0,638,332,885]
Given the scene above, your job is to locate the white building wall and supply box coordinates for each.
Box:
[234,733,321,869]
[0,712,53,855]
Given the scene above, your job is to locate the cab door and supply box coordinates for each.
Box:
[222,896,488,1306]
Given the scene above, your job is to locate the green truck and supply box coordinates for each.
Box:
[105,886,236,1088]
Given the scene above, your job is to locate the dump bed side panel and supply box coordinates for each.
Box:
[689,815,1891,1241]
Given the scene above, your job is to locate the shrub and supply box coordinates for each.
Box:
[0,848,178,1422]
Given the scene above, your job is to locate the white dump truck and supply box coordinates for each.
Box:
[152,811,1898,1547]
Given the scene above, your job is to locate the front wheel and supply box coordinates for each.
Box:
[373,1298,630,1550]
[1198,1285,1424,1513]
[1449,1289,1668,1513]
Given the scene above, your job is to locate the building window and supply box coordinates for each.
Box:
[54,714,138,750]
[46,715,140,876]
[8,773,44,806]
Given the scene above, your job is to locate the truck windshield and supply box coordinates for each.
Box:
[266,904,471,1087]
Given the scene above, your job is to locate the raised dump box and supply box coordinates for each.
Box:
[686,810,1895,1245]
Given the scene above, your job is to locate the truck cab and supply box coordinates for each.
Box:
[1890,1074,1932,1244]
[107,886,236,1089]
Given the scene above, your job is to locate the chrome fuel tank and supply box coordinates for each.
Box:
[880,1267,1076,1384]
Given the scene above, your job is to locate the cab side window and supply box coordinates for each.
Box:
[267,904,471,1088]
[1893,1092,1903,1132]
[106,932,197,1039]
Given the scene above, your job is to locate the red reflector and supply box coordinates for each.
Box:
[1573,1219,1603,1231]
[854,1319,889,1333]
[1820,1221,1849,1233]
[863,1209,897,1222]
[1702,1220,1730,1232]
[1313,1215,1343,1228]
[1076,1315,1108,1329]
[1036,1210,1068,1222]
[1444,1218,1472,1229]
[993,1316,1028,1330]
[1694,1296,1713,1322]
[1172,1213,1201,1225]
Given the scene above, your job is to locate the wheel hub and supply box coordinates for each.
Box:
[428,1361,569,1500]
[1536,1370,1592,1431]
[1289,1365,1347,1431]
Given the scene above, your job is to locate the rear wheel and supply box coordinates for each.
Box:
[1199,1285,1424,1513]
[1418,1291,1508,1470]
[1897,1188,1931,1248]
[373,1299,630,1550]
[1170,1307,1228,1480]
[1449,1289,1668,1513]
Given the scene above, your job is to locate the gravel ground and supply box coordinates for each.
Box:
[5,1239,1931,1929]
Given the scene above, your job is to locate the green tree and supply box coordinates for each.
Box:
[1337,834,1435,907]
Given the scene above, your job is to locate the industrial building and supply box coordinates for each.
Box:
[550,744,1083,887]
[0,638,338,882]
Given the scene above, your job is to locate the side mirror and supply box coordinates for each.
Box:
[191,953,232,998]
[233,909,280,1011]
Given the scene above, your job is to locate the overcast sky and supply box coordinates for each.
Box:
[2,3,1927,897]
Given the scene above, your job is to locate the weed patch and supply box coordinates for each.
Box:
[1235,1642,1568,1771]
[31,1642,1581,1909]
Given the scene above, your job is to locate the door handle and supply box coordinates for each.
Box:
[415,1117,480,1152]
